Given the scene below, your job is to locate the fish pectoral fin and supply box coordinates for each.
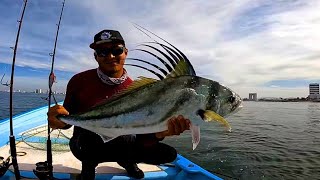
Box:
[190,123,200,150]
[204,110,232,132]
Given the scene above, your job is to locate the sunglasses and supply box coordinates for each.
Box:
[95,46,125,57]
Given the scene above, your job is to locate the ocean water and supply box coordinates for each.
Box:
[0,92,65,120]
[0,92,319,179]
[163,101,320,180]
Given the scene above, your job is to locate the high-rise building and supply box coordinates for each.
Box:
[309,83,320,100]
[309,83,319,94]
[35,89,42,94]
[249,93,258,101]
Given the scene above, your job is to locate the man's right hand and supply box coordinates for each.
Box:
[47,105,69,129]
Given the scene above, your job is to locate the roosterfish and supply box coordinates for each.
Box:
[58,26,242,150]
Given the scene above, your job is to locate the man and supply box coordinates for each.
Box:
[48,29,190,179]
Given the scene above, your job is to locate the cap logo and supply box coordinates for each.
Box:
[101,31,112,40]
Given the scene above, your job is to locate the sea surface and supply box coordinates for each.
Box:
[0,92,65,120]
[0,92,319,179]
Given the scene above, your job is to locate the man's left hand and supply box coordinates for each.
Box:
[155,115,191,139]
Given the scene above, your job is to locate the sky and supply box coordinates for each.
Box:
[0,0,319,98]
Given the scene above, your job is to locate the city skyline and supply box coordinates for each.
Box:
[1,0,320,98]
[0,88,65,94]
[1,82,318,99]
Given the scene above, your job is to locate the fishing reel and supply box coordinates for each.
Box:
[0,156,11,177]
[33,161,54,180]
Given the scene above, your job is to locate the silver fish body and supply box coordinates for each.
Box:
[59,75,242,140]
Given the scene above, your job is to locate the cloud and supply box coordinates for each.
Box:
[1,0,319,97]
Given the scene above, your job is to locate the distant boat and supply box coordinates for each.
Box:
[0,104,222,180]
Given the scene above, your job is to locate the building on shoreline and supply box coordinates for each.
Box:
[308,83,320,101]
[35,89,42,94]
[248,93,258,101]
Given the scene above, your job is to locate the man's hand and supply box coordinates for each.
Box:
[47,105,69,129]
[155,115,191,139]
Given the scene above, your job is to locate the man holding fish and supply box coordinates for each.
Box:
[48,29,191,179]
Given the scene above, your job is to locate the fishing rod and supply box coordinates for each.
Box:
[7,0,29,179]
[33,0,66,179]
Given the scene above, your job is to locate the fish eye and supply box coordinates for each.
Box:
[228,96,236,103]
[196,109,206,120]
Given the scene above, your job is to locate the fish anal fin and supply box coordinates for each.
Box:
[190,123,200,150]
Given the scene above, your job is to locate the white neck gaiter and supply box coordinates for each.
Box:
[96,68,128,85]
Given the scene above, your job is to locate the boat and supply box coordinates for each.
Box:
[0,104,223,180]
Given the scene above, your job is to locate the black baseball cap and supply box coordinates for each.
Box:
[89,29,125,49]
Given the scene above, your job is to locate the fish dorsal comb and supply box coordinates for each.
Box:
[126,24,197,80]
[166,60,191,78]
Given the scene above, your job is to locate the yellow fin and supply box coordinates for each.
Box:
[203,110,232,132]
[166,60,193,78]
